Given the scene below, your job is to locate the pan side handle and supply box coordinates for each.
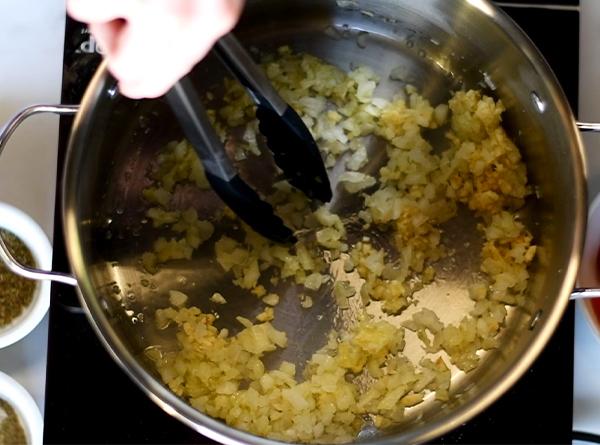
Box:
[571,288,600,299]
[0,105,79,286]
[577,122,600,132]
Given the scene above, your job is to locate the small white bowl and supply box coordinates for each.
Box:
[0,203,52,349]
[577,192,600,343]
[0,371,43,444]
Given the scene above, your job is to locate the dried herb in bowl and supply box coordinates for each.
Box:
[0,399,27,445]
[0,231,35,328]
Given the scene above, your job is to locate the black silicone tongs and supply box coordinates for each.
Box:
[166,33,332,244]
[213,34,332,203]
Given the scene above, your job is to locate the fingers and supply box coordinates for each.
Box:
[88,20,125,57]
[68,0,245,99]
[117,67,199,99]
[103,14,209,98]
[67,0,140,23]
[101,7,206,98]
[207,0,245,35]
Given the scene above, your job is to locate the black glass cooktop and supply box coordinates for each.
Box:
[44,3,579,444]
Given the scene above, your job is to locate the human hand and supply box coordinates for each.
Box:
[67,0,244,99]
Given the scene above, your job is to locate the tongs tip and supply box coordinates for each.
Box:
[256,105,333,204]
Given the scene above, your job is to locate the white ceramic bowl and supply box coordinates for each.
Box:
[0,371,43,444]
[0,203,52,349]
[577,192,600,343]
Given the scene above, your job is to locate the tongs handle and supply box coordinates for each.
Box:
[214,33,287,116]
[166,77,236,181]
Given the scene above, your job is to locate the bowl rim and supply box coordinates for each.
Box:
[0,370,44,444]
[0,202,52,349]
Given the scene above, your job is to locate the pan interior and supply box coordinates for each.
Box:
[66,0,581,443]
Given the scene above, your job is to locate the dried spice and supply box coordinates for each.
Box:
[0,231,35,327]
[0,399,27,444]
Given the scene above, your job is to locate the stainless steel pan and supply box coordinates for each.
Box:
[0,1,597,443]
